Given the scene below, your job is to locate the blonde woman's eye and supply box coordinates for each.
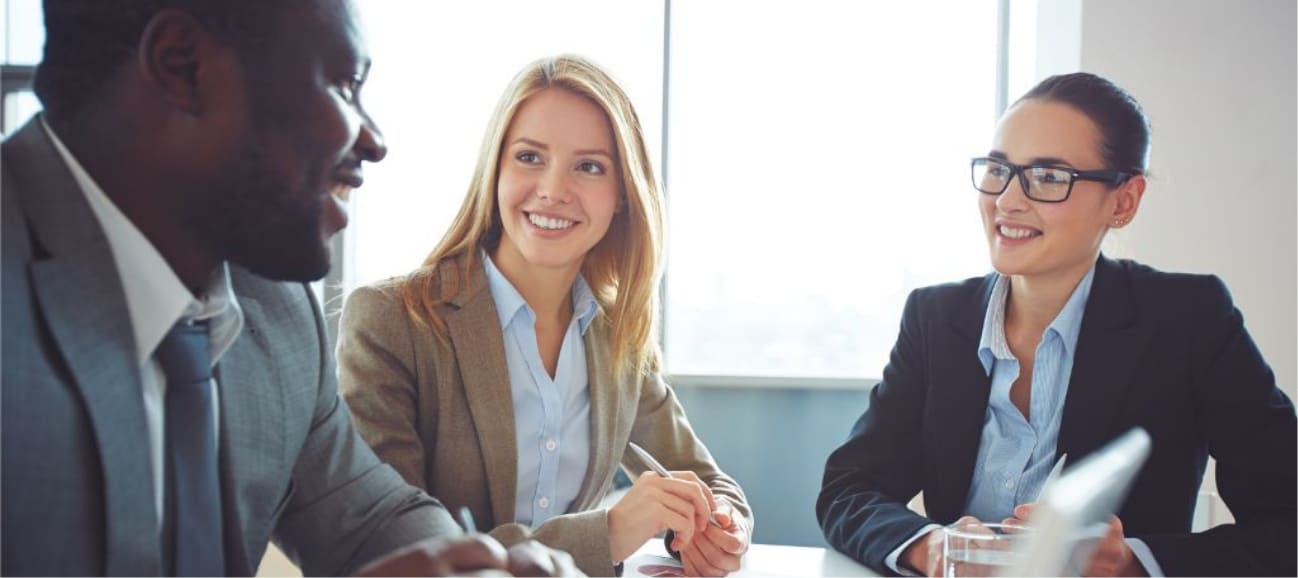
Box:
[578,160,606,175]
[516,151,542,164]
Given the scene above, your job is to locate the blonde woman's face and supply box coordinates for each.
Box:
[494,88,621,277]
[979,99,1125,280]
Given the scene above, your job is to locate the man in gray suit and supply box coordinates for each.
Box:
[1,0,578,575]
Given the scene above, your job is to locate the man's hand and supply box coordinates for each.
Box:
[504,540,583,577]
[356,534,509,576]
[357,535,584,577]
[679,500,749,577]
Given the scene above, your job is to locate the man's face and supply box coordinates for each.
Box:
[199,0,385,282]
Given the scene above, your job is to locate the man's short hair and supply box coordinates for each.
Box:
[34,0,277,122]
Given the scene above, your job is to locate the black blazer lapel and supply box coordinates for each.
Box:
[924,275,996,522]
[1058,256,1153,461]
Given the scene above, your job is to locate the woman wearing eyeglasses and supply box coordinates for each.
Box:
[817,72,1295,577]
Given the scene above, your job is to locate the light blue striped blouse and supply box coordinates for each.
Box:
[964,264,1095,521]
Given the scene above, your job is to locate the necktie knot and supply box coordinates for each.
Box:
[157,321,211,385]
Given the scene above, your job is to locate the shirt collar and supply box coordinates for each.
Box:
[482,250,599,335]
[977,263,1097,375]
[42,118,244,367]
[571,273,599,335]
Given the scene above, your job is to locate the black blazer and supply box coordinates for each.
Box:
[817,255,1296,576]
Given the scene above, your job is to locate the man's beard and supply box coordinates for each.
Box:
[197,140,334,283]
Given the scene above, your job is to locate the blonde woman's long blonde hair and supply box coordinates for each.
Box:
[400,54,665,378]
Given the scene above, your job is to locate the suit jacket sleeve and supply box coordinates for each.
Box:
[1137,276,1297,577]
[337,284,431,489]
[272,284,460,576]
[488,507,613,576]
[817,289,936,575]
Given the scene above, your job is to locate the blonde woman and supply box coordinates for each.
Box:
[337,55,752,577]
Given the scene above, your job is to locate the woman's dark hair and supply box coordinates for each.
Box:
[1016,72,1151,175]
[33,0,275,125]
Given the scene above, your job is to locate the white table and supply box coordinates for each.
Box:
[626,540,879,577]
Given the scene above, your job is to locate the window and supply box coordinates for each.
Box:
[664,1,1000,379]
[2,0,43,135]
[8,0,1023,382]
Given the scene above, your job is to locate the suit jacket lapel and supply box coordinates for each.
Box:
[1058,256,1149,460]
[925,275,996,522]
[445,260,519,527]
[13,118,161,575]
[569,319,620,510]
[215,294,285,576]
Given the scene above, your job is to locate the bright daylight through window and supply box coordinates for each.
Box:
[3,0,1007,382]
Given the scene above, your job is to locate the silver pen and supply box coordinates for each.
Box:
[627,441,722,527]
[456,506,478,534]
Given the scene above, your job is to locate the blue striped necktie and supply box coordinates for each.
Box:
[156,320,225,576]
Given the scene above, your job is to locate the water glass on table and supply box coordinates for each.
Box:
[942,520,1031,577]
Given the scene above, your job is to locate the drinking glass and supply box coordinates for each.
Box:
[942,521,1031,577]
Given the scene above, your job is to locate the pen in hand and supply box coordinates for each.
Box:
[627,441,722,527]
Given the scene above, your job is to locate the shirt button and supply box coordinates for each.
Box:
[545,439,557,452]
[538,497,550,509]
[1005,479,1016,489]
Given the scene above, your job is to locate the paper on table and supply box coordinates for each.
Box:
[623,553,683,578]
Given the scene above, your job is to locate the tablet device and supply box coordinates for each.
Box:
[1002,427,1152,576]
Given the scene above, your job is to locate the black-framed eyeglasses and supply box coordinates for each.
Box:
[971,157,1132,203]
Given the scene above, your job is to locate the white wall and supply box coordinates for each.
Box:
[1081,0,1297,402]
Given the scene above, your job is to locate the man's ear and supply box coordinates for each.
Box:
[136,10,225,115]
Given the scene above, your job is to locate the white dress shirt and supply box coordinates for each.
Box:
[42,119,244,532]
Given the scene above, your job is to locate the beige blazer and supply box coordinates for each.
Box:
[337,257,751,576]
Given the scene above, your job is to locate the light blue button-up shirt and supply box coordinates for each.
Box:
[964,266,1094,520]
[483,253,598,528]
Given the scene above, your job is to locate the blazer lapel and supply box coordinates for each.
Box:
[1058,256,1150,460]
[445,261,519,527]
[14,118,161,575]
[215,295,286,576]
[568,319,620,510]
[925,275,996,522]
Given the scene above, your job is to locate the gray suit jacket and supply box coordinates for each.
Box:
[1,117,461,576]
